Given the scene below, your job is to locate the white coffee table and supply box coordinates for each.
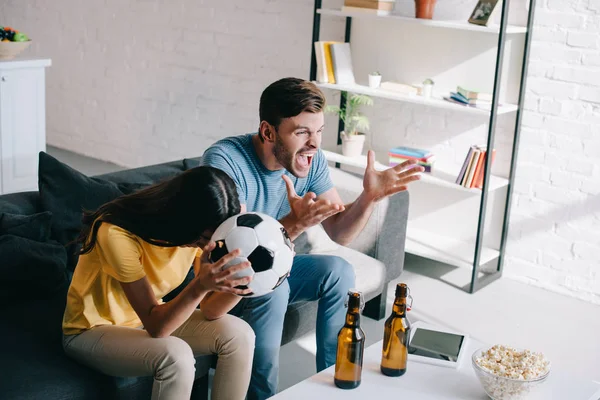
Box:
[273,334,600,399]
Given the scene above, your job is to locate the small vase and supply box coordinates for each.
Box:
[341,131,366,158]
[422,84,433,98]
[368,74,382,89]
[415,0,437,19]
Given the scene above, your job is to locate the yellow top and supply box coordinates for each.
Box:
[62,222,201,335]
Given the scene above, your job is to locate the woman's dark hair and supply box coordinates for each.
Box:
[77,166,240,254]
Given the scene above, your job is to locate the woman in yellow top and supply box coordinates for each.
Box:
[62,166,255,400]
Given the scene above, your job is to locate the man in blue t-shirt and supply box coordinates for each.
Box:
[200,77,423,399]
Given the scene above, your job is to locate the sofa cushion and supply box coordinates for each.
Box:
[0,211,53,242]
[319,245,386,297]
[183,157,202,170]
[0,235,68,303]
[0,191,40,216]
[96,160,184,184]
[37,152,149,270]
[293,224,340,255]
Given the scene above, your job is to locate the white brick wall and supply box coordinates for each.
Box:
[1,0,598,304]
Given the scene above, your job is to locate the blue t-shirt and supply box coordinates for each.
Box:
[201,133,333,220]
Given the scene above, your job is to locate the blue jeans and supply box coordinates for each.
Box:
[229,254,355,400]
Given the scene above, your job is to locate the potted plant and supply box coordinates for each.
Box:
[415,0,437,19]
[368,71,382,89]
[422,78,434,98]
[326,92,374,158]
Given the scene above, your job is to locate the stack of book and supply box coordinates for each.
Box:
[456,145,496,189]
[314,41,355,85]
[444,86,494,110]
[388,146,435,173]
[342,0,395,15]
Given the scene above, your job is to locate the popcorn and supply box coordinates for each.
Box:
[475,345,550,380]
[473,345,551,400]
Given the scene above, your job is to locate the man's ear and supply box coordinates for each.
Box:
[259,121,275,142]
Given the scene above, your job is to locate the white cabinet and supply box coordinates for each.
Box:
[0,59,51,195]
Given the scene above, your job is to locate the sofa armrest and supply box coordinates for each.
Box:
[328,167,410,283]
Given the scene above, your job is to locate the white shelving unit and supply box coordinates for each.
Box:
[315,82,518,116]
[310,0,535,294]
[317,8,527,34]
[321,150,509,194]
[405,227,500,270]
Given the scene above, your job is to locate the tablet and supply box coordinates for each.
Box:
[407,321,469,369]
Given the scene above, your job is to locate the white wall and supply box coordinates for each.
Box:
[1,0,599,304]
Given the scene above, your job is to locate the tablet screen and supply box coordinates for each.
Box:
[408,328,465,362]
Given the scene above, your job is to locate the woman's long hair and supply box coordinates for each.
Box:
[77,166,240,254]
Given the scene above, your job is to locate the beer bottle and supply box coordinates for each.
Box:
[380,283,411,376]
[334,289,365,389]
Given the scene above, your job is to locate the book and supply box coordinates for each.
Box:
[389,146,431,159]
[389,156,433,172]
[329,42,356,85]
[464,149,481,188]
[341,6,392,15]
[456,86,493,102]
[323,41,337,84]
[444,95,493,111]
[456,146,496,188]
[344,0,395,10]
[470,150,486,189]
[456,146,474,185]
[473,149,496,189]
[314,42,329,83]
[453,91,492,106]
[380,81,420,95]
[388,152,436,163]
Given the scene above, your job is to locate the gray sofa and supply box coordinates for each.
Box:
[0,152,408,400]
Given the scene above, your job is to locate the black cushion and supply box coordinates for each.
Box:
[0,211,53,242]
[0,191,40,216]
[183,157,201,170]
[0,235,68,303]
[37,152,148,270]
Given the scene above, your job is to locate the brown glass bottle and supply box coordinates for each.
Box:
[334,289,365,389]
[380,283,411,376]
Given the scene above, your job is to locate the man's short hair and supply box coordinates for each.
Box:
[259,77,326,132]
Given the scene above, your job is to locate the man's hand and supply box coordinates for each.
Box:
[280,175,344,239]
[363,150,423,203]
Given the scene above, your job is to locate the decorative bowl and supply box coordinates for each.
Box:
[0,40,32,60]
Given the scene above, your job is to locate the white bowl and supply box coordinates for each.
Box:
[472,347,550,400]
[0,41,32,60]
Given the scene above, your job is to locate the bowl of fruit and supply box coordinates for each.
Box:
[0,26,31,60]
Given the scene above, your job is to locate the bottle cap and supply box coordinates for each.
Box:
[345,288,365,310]
[396,283,413,311]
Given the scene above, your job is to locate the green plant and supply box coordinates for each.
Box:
[423,78,434,85]
[370,71,381,76]
[325,92,374,136]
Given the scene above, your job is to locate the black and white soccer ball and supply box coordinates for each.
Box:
[209,212,294,298]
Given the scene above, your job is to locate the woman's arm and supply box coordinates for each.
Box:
[200,291,242,321]
[121,242,251,338]
[121,276,207,338]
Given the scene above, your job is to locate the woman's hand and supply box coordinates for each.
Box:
[193,242,253,296]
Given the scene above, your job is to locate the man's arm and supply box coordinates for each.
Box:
[320,151,423,246]
[319,188,374,246]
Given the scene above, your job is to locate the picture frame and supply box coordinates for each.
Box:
[468,0,500,26]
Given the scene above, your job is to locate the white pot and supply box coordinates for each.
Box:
[368,74,382,89]
[341,131,366,158]
[422,84,433,98]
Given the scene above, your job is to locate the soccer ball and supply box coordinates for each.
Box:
[209,212,294,297]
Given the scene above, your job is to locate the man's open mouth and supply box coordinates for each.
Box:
[296,153,315,168]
